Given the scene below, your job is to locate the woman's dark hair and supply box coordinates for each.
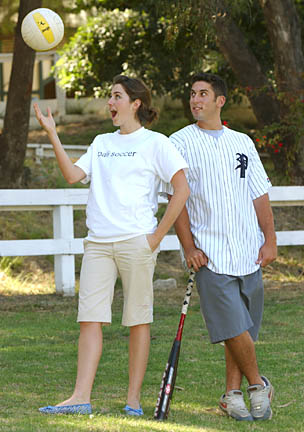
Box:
[191,72,228,99]
[113,75,158,126]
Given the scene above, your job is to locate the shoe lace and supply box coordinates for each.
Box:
[249,386,267,409]
[231,395,250,413]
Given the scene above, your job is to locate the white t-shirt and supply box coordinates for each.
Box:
[162,124,271,276]
[75,127,188,242]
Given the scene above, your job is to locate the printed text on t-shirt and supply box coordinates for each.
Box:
[98,151,137,158]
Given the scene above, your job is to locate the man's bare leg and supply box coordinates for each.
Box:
[224,330,264,388]
[224,343,243,393]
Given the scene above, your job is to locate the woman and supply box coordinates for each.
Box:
[34,75,189,416]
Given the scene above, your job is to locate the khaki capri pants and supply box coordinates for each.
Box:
[77,235,159,327]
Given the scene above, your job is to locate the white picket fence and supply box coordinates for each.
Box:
[0,186,304,296]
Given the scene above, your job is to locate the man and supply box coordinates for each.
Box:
[163,72,277,421]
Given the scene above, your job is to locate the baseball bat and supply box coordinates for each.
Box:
[154,268,196,420]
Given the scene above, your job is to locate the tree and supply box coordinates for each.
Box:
[0,0,20,36]
[55,5,205,121]
[258,0,304,182]
[0,0,76,188]
[0,0,42,188]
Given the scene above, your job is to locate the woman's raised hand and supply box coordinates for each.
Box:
[33,103,56,134]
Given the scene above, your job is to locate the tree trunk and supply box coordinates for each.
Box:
[204,0,280,128]
[259,0,304,93]
[0,0,42,188]
[181,92,193,123]
[206,1,284,173]
[259,0,304,184]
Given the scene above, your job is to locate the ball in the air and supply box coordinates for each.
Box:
[21,8,64,52]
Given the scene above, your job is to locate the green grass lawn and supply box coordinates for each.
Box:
[1,269,304,432]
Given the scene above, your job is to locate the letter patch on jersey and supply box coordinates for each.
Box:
[235,153,248,178]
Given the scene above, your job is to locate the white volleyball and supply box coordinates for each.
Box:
[21,8,64,52]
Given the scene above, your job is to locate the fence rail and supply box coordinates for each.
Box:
[26,143,88,163]
[26,143,270,164]
[0,187,303,296]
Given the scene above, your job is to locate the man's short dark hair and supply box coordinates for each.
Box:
[191,72,228,99]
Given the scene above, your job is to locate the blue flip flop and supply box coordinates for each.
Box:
[39,403,92,415]
[123,404,144,416]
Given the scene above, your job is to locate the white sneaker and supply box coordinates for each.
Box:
[247,376,274,420]
[219,390,253,421]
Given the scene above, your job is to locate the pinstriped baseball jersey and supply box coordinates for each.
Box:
[162,124,271,276]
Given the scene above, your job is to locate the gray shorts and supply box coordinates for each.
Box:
[196,267,264,344]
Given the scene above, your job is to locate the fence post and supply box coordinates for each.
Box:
[53,205,75,296]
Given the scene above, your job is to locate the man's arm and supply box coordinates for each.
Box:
[253,193,277,267]
[168,195,207,271]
